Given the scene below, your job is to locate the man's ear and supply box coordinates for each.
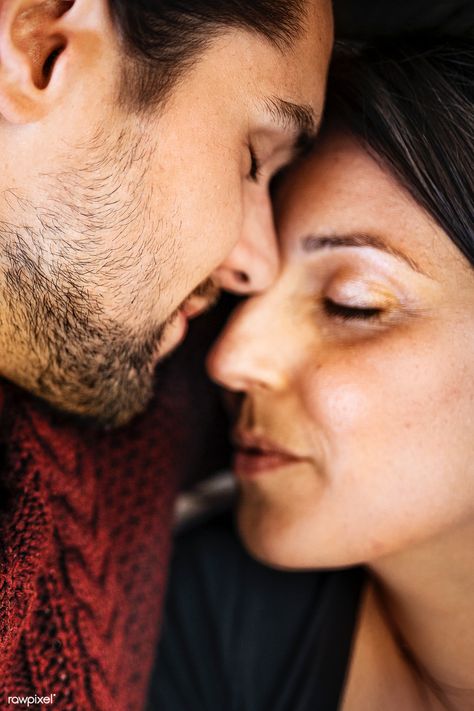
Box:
[0,0,110,123]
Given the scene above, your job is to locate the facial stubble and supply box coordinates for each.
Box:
[0,121,217,428]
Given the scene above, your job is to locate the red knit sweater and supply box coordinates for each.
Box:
[0,361,203,711]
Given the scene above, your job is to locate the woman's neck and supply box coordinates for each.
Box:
[369,521,474,710]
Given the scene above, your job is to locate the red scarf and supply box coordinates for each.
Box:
[0,366,198,710]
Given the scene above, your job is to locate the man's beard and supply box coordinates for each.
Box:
[40,278,218,428]
[0,118,221,428]
[2,246,219,428]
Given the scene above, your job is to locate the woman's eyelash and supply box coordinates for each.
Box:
[323,298,383,321]
[248,145,262,182]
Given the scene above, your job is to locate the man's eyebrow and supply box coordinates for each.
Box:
[263,97,320,139]
[301,233,425,274]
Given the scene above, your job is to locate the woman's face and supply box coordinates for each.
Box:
[208,133,474,569]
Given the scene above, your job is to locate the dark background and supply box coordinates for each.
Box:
[334,0,474,37]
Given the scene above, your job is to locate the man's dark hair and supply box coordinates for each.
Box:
[324,37,474,267]
[108,0,306,109]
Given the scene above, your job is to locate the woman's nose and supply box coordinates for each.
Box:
[213,191,279,294]
[207,296,288,394]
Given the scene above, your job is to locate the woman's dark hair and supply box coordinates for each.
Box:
[108,0,305,109]
[324,37,474,267]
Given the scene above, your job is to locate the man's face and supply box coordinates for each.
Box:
[0,0,332,426]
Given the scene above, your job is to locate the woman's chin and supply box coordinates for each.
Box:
[236,499,324,571]
[235,494,369,571]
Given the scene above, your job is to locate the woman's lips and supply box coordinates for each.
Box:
[233,447,302,478]
[232,432,309,478]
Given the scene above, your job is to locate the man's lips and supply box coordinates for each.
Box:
[232,431,311,478]
[180,288,220,320]
[180,299,209,319]
[158,292,219,357]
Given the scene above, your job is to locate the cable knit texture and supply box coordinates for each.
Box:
[0,359,201,711]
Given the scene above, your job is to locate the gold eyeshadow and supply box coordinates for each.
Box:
[325,278,400,311]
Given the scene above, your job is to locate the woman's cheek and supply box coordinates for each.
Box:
[298,343,438,481]
[300,338,472,499]
[300,356,380,445]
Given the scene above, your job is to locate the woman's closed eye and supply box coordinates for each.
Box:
[323,297,384,321]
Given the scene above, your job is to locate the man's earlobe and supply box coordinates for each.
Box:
[0,0,103,124]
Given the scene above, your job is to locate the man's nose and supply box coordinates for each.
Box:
[207,294,288,394]
[213,192,279,294]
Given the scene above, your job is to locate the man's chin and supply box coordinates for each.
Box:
[23,287,217,428]
[73,318,188,427]
[152,309,188,363]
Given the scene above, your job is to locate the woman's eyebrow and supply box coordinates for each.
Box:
[301,233,425,274]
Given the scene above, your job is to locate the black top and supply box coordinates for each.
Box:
[148,513,365,711]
